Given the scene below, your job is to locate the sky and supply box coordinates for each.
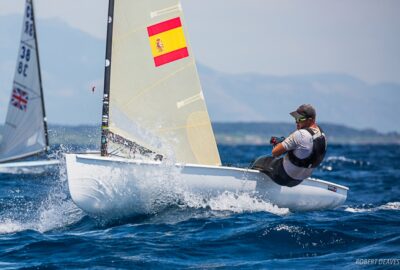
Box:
[1,0,399,84]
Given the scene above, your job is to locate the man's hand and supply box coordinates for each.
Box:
[270,136,286,157]
[270,136,285,146]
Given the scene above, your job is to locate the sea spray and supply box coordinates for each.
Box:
[0,167,83,234]
[180,191,289,216]
[344,202,400,213]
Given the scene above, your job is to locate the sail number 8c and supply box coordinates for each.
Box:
[25,4,34,37]
[18,46,31,77]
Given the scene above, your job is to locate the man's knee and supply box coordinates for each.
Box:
[251,156,276,172]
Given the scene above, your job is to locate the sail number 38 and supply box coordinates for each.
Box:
[18,46,30,77]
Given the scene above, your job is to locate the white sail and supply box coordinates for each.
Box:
[102,0,221,165]
[0,0,48,163]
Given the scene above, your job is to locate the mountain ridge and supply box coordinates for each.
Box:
[0,123,393,147]
[0,15,399,133]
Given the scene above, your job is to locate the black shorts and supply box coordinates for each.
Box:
[251,156,303,187]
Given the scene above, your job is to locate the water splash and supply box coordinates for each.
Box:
[344,202,400,213]
[180,191,289,216]
[0,161,84,234]
[0,218,25,234]
[325,156,370,166]
[0,200,83,234]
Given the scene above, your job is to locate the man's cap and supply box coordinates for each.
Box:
[290,104,316,119]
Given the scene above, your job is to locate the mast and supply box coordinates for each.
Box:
[30,0,49,150]
[100,0,115,156]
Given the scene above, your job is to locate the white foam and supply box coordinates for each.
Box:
[0,218,25,234]
[87,157,290,218]
[0,199,84,234]
[0,166,85,234]
[379,202,400,210]
[326,156,357,163]
[344,202,400,213]
[325,156,369,165]
[274,224,306,235]
[181,191,290,216]
[36,200,84,233]
[322,165,333,171]
[0,199,83,234]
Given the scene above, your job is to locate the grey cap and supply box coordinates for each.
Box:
[290,104,316,119]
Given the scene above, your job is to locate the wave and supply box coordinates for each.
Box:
[344,202,400,213]
[180,191,290,216]
[325,156,370,165]
[0,168,84,234]
[0,200,83,234]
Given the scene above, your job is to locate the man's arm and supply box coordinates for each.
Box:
[272,143,286,157]
[272,130,299,157]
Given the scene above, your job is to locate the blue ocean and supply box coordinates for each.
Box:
[0,144,399,269]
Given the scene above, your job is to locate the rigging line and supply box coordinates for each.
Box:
[108,147,124,156]
[112,154,128,159]
[119,60,195,111]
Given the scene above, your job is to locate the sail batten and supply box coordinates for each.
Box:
[0,0,48,163]
[102,0,220,165]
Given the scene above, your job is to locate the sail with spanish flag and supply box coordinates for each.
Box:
[101,0,221,165]
[147,17,189,67]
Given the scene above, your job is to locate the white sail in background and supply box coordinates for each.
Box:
[103,0,221,165]
[0,0,48,163]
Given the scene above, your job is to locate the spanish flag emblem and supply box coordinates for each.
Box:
[147,17,189,67]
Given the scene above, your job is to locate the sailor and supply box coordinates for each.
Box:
[251,104,327,187]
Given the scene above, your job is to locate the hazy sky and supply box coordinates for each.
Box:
[1,0,399,84]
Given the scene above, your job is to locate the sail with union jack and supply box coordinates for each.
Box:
[0,0,49,163]
[11,88,29,111]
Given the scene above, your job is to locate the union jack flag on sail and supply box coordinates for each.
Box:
[11,88,29,111]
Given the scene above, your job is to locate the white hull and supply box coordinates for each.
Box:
[0,159,60,174]
[65,154,348,217]
[0,159,60,168]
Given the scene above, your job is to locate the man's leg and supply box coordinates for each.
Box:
[251,156,302,187]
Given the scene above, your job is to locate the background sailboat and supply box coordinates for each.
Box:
[65,0,348,217]
[0,0,59,169]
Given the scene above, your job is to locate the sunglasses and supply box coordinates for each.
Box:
[295,117,308,123]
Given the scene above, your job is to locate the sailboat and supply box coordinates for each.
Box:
[0,0,59,169]
[65,0,348,217]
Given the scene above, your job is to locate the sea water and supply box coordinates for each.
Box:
[0,144,399,269]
